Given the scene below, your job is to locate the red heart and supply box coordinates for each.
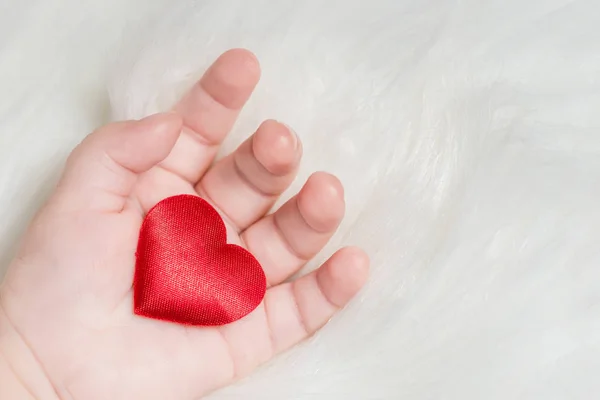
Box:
[133,194,266,326]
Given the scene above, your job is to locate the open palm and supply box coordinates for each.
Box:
[0,49,369,400]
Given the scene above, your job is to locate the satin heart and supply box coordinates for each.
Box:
[133,194,266,326]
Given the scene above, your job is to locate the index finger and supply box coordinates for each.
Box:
[159,49,261,184]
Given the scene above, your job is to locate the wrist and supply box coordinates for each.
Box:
[0,295,60,400]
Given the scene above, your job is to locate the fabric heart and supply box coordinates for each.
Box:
[133,194,266,326]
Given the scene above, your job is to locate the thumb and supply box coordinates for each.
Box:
[56,112,182,212]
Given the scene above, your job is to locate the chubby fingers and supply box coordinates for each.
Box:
[217,246,370,378]
[242,172,346,286]
[197,120,302,231]
[57,113,182,213]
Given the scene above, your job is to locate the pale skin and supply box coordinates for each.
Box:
[0,49,369,399]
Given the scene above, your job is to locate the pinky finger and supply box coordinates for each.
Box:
[265,246,369,353]
[213,247,369,379]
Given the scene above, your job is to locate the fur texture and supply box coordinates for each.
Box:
[2,0,600,398]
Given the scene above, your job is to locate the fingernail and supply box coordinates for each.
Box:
[139,111,177,122]
[137,112,182,133]
[140,112,180,124]
[280,121,299,150]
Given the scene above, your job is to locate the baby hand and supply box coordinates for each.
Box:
[0,49,369,400]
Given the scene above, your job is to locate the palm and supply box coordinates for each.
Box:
[0,49,368,400]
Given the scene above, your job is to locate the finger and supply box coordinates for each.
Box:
[241,171,345,286]
[216,247,369,378]
[57,112,182,213]
[158,49,261,184]
[197,120,301,231]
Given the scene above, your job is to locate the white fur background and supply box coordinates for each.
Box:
[2,0,600,399]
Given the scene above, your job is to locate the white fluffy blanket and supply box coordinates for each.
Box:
[2,0,599,398]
